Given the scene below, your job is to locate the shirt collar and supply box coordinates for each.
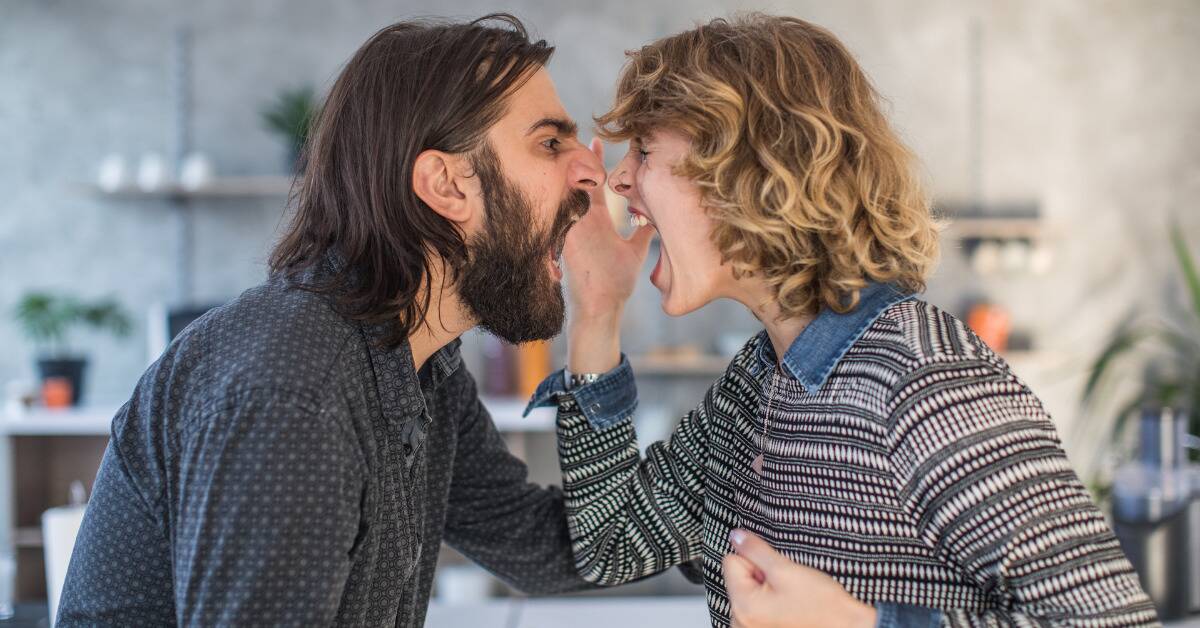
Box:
[362,319,463,395]
[753,282,914,392]
[311,250,465,388]
[426,338,463,387]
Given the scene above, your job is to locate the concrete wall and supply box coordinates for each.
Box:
[2,0,1199,477]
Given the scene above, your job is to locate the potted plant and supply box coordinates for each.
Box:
[13,292,132,407]
[260,85,322,173]
[1082,221,1200,461]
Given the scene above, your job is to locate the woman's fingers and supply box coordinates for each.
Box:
[723,552,767,628]
[626,223,656,258]
[723,552,765,595]
[586,138,609,212]
[729,528,790,577]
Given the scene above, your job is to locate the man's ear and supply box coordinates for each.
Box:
[412,149,473,224]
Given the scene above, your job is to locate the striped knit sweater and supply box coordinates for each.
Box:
[552,297,1158,627]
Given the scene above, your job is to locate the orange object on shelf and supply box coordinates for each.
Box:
[42,377,74,409]
[966,302,1012,353]
[515,341,553,400]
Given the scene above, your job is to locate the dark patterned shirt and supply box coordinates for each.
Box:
[529,282,1158,628]
[58,271,591,626]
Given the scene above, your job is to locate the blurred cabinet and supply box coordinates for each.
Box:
[1,407,112,602]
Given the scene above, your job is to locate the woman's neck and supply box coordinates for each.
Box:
[734,279,814,368]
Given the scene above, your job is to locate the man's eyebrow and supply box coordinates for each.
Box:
[526,117,578,137]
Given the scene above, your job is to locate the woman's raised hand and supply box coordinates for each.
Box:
[561,139,655,374]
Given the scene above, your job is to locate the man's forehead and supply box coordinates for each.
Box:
[498,68,574,134]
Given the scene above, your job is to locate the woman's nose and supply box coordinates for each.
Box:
[608,154,635,197]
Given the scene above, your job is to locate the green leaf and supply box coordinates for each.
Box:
[12,292,132,353]
[1082,322,1157,404]
[1109,393,1147,449]
[14,292,67,347]
[79,300,132,338]
[260,86,322,148]
[1171,220,1200,323]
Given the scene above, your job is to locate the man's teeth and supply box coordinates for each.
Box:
[630,213,651,228]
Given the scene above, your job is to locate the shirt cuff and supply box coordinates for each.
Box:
[874,603,942,628]
[523,354,637,431]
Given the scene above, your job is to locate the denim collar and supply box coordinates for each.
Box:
[753,282,914,392]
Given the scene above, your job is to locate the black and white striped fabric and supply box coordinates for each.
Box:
[553,298,1158,627]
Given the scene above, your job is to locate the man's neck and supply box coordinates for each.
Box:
[408,265,476,373]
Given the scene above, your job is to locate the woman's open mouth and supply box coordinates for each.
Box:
[628,206,655,229]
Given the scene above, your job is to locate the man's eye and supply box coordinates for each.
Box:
[636,148,650,163]
[542,138,562,152]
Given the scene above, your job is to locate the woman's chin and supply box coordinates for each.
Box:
[653,258,700,316]
[659,292,698,317]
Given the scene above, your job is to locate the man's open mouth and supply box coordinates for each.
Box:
[550,234,567,268]
[548,204,587,274]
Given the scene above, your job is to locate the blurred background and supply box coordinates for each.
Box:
[2,0,1199,626]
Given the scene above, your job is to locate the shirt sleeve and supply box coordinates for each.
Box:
[533,358,712,586]
[442,369,595,596]
[524,354,638,431]
[885,356,1159,627]
[172,388,367,626]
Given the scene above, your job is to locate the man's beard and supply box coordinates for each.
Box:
[455,143,590,344]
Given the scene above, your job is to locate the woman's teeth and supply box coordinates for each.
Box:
[630,214,651,228]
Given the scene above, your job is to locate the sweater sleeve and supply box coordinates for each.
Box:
[885,356,1159,627]
[552,374,716,586]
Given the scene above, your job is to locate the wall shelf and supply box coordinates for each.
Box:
[630,354,729,377]
[84,175,293,200]
[944,216,1048,240]
[935,201,1048,241]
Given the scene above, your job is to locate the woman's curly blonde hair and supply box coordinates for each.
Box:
[596,14,940,316]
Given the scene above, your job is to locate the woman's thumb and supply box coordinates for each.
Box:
[729,528,789,577]
[722,552,766,602]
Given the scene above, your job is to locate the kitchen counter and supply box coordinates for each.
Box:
[426,597,1200,628]
[426,597,709,628]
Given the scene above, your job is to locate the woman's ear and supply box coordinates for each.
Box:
[412,149,473,224]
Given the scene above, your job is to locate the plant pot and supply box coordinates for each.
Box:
[36,357,88,407]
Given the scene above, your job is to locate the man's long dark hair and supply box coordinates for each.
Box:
[269,14,553,348]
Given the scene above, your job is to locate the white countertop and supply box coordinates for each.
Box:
[426,597,710,628]
[429,598,1200,628]
[2,396,555,436]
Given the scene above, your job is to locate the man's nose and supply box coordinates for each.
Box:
[568,143,606,191]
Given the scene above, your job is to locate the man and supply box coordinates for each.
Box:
[59,14,604,626]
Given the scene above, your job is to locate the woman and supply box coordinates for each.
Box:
[525,14,1157,628]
